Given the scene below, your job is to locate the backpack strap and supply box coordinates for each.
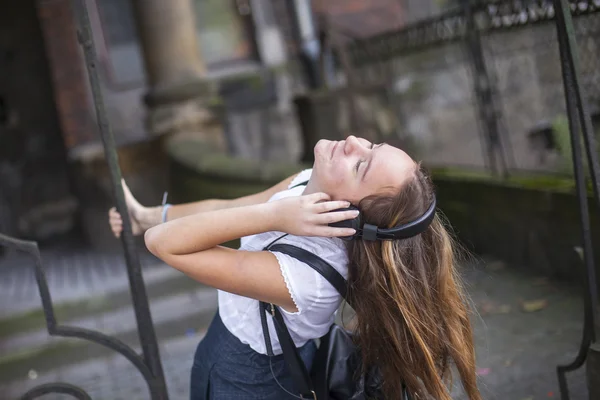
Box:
[259,301,316,398]
[289,180,310,190]
[268,243,348,299]
[260,242,347,399]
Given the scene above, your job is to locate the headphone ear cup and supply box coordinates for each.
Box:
[328,205,361,240]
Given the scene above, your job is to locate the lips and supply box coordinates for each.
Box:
[330,142,338,159]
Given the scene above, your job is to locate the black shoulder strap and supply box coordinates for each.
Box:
[289,180,309,190]
[269,243,348,299]
[260,242,348,399]
[259,302,315,398]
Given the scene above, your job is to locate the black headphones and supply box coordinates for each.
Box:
[328,198,437,241]
[291,180,437,241]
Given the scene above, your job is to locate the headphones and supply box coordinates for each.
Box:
[291,180,437,241]
[328,197,437,241]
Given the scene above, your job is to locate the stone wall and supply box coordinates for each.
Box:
[341,19,600,173]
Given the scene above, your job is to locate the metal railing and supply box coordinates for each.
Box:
[2,0,170,398]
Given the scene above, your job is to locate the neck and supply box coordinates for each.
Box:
[303,178,320,195]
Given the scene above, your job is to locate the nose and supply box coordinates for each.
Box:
[344,135,365,156]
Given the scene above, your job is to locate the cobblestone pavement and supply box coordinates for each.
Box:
[2,258,591,400]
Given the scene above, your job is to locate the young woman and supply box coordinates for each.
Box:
[109,136,481,400]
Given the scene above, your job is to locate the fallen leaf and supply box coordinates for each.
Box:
[497,304,512,314]
[479,301,495,315]
[521,299,548,312]
[486,261,505,271]
[504,359,513,367]
[479,301,511,315]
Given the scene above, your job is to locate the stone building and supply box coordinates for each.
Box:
[0,0,409,249]
[0,0,298,248]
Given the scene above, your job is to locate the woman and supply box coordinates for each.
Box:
[109,136,481,400]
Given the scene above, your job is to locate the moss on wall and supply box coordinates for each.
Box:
[433,171,600,288]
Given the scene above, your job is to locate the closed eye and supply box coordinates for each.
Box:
[362,143,385,181]
[356,143,376,172]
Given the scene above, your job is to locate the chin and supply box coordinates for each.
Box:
[313,141,328,164]
[314,139,328,155]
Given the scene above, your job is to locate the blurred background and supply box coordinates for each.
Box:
[0,0,599,399]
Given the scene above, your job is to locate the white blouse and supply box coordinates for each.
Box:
[218,169,349,355]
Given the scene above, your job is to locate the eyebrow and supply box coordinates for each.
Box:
[363,143,385,181]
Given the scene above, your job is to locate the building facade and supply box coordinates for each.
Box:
[0,0,295,247]
[0,0,407,248]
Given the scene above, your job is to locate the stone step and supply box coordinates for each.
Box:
[0,248,167,320]
[0,285,219,385]
[0,265,199,340]
[0,328,209,400]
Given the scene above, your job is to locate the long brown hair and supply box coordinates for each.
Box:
[346,165,481,400]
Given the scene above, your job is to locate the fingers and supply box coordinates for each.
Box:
[108,207,123,238]
[121,179,141,209]
[313,200,352,213]
[315,226,357,238]
[318,208,360,224]
[307,192,331,203]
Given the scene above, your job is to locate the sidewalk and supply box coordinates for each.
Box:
[1,256,590,399]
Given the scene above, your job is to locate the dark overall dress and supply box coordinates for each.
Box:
[190,311,317,399]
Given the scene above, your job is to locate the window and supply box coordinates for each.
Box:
[193,0,257,67]
[95,0,145,86]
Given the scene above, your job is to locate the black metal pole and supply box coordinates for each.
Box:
[462,0,514,177]
[552,0,599,399]
[70,1,169,399]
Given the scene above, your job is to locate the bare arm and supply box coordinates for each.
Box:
[145,172,300,224]
[109,173,300,238]
[144,194,357,312]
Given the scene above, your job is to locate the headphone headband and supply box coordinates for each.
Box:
[359,197,437,241]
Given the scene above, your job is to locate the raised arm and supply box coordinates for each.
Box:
[108,173,300,238]
[144,193,357,311]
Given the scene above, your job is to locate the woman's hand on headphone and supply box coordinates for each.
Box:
[108,180,149,238]
[272,192,358,238]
